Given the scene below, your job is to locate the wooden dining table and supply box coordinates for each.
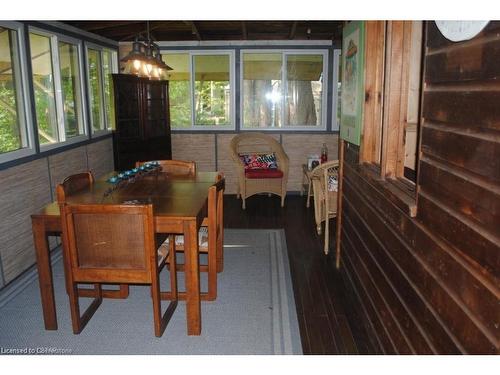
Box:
[31,170,220,336]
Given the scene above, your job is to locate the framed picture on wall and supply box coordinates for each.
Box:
[340,21,365,146]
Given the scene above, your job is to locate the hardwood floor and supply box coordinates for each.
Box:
[224,193,380,354]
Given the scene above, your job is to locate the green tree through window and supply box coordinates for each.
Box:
[0,27,23,153]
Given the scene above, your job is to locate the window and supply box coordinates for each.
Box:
[30,33,57,145]
[242,52,282,128]
[241,50,328,130]
[58,41,85,139]
[193,54,231,126]
[85,44,118,133]
[165,53,191,128]
[163,51,234,130]
[0,22,33,161]
[29,29,87,147]
[86,48,104,133]
[102,49,116,130]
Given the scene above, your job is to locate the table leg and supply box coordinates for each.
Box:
[183,219,201,335]
[306,182,312,208]
[31,218,58,330]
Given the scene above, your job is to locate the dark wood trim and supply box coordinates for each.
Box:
[289,21,298,39]
[241,21,247,40]
[184,21,201,41]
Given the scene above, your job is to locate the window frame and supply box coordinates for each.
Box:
[56,33,88,143]
[0,21,36,163]
[101,48,118,131]
[332,49,341,131]
[84,42,118,136]
[163,49,236,131]
[240,49,329,131]
[28,26,89,151]
[358,21,424,217]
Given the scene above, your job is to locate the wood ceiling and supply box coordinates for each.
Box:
[64,21,344,42]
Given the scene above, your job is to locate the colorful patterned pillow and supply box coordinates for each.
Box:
[239,153,278,170]
[328,175,338,192]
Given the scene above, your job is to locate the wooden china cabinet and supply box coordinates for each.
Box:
[111,74,172,170]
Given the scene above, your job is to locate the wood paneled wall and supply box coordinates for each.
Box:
[172,133,339,194]
[0,138,114,289]
[340,22,499,354]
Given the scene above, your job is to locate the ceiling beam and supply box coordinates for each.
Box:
[183,21,201,41]
[84,21,144,32]
[241,21,247,40]
[289,21,298,39]
[119,22,165,41]
[64,20,345,42]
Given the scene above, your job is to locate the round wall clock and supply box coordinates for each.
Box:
[435,21,490,42]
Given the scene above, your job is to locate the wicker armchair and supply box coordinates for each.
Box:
[230,133,289,209]
[311,160,339,255]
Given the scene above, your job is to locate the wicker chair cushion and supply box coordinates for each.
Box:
[239,153,278,170]
[245,169,284,179]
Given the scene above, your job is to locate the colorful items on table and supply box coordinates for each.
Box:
[106,161,161,185]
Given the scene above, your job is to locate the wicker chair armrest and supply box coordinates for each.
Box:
[274,147,289,175]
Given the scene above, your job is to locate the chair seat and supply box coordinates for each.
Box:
[161,226,209,252]
[157,245,169,267]
[245,169,284,179]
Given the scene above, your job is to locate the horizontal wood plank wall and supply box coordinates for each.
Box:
[171,134,216,172]
[0,138,114,289]
[340,21,500,354]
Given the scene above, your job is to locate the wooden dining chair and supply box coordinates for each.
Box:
[57,171,95,196]
[163,173,225,301]
[56,172,129,300]
[135,160,196,175]
[59,202,178,337]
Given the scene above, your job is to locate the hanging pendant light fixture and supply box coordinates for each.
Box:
[121,21,172,80]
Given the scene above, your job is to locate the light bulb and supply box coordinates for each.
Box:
[151,66,160,80]
[133,60,141,70]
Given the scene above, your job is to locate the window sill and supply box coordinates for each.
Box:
[91,129,112,138]
[359,163,417,217]
[39,134,90,152]
[0,147,36,165]
[171,126,236,132]
[241,126,328,132]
